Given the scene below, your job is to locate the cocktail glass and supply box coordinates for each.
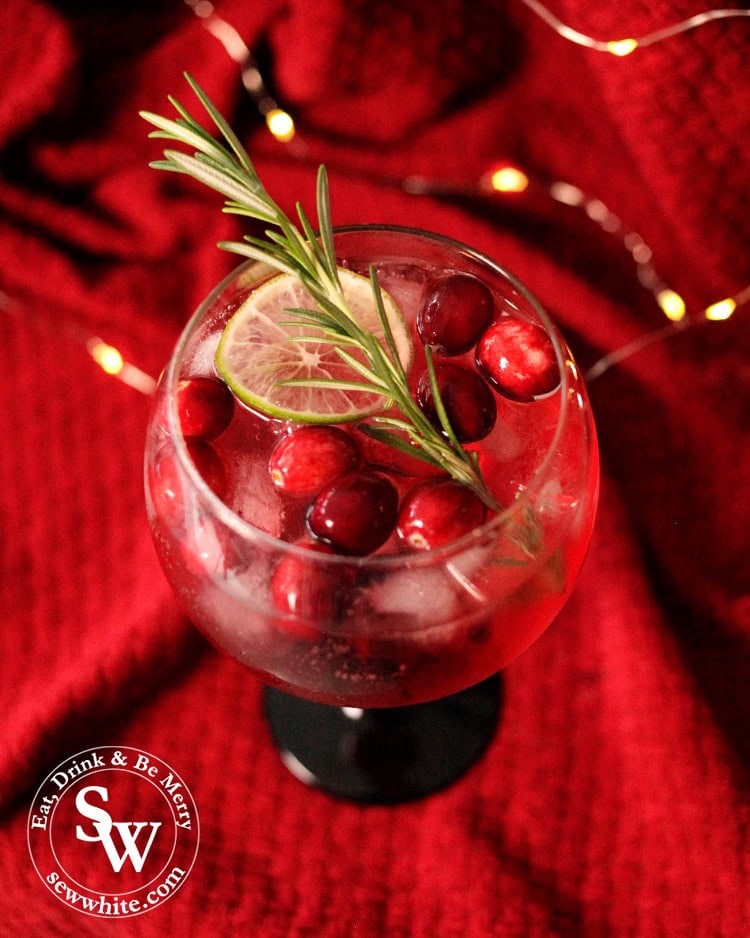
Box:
[145,226,599,802]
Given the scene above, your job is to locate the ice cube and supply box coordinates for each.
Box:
[186,332,220,377]
[222,554,274,607]
[195,572,272,657]
[376,263,427,321]
[226,451,285,538]
[368,567,461,630]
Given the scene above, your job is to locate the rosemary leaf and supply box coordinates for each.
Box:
[356,424,444,468]
[142,73,498,508]
[316,167,339,284]
[215,241,298,276]
[183,72,257,178]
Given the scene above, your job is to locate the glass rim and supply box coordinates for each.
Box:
[163,223,573,567]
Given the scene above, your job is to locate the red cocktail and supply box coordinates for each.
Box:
[145,225,598,800]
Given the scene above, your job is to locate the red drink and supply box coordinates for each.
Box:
[146,227,599,708]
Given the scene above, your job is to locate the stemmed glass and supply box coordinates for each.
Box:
[145,226,599,803]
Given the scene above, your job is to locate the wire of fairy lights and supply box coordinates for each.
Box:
[4,2,746,393]
[517,0,750,56]
[0,289,157,394]
[183,0,748,381]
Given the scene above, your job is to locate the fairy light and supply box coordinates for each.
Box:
[3,3,744,401]
[265,107,296,143]
[89,340,124,374]
[547,181,684,312]
[606,39,638,57]
[548,181,585,206]
[517,0,750,55]
[177,0,748,378]
[183,0,302,149]
[86,338,158,394]
[0,290,157,396]
[705,297,736,321]
[656,290,687,322]
[488,165,530,193]
[585,285,749,381]
[624,235,652,265]
[184,0,246,61]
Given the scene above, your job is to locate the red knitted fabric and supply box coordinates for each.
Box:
[1,0,748,934]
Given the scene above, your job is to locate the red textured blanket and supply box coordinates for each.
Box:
[1,1,748,934]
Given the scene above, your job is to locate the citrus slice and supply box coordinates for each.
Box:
[216,269,413,423]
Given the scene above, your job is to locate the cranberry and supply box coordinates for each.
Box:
[175,376,234,439]
[307,470,399,555]
[416,363,497,443]
[271,540,355,638]
[417,273,495,355]
[397,478,488,550]
[269,425,361,497]
[476,318,560,402]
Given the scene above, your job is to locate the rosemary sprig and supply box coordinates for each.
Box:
[140,73,497,509]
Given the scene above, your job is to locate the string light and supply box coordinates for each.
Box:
[1,4,743,396]
[179,0,747,380]
[88,339,124,374]
[656,290,687,323]
[584,284,748,380]
[485,165,530,194]
[705,297,737,321]
[518,0,750,55]
[583,321,686,382]
[0,290,157,396]
[86,338,157,394]
[183,0,298,145]
[265,108,296,143]
[606,39,639,57]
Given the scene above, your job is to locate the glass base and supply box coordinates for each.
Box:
[263,674,502,803]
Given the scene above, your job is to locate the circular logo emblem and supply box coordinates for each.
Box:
[28,747,199,918]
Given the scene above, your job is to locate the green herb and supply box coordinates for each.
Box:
[140,73,497,509]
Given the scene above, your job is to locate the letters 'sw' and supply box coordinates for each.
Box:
[75,786,161,873]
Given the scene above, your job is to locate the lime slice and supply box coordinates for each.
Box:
[216,269,413,423]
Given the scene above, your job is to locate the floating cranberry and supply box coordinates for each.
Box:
[476,318,560,402]
[175,376,234,439]
[271,540,355,637]
[307,470,399,555]
[417,273,495,355]
[269,426,361,497]
[416,363,497,443]
[397,478,488,550]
